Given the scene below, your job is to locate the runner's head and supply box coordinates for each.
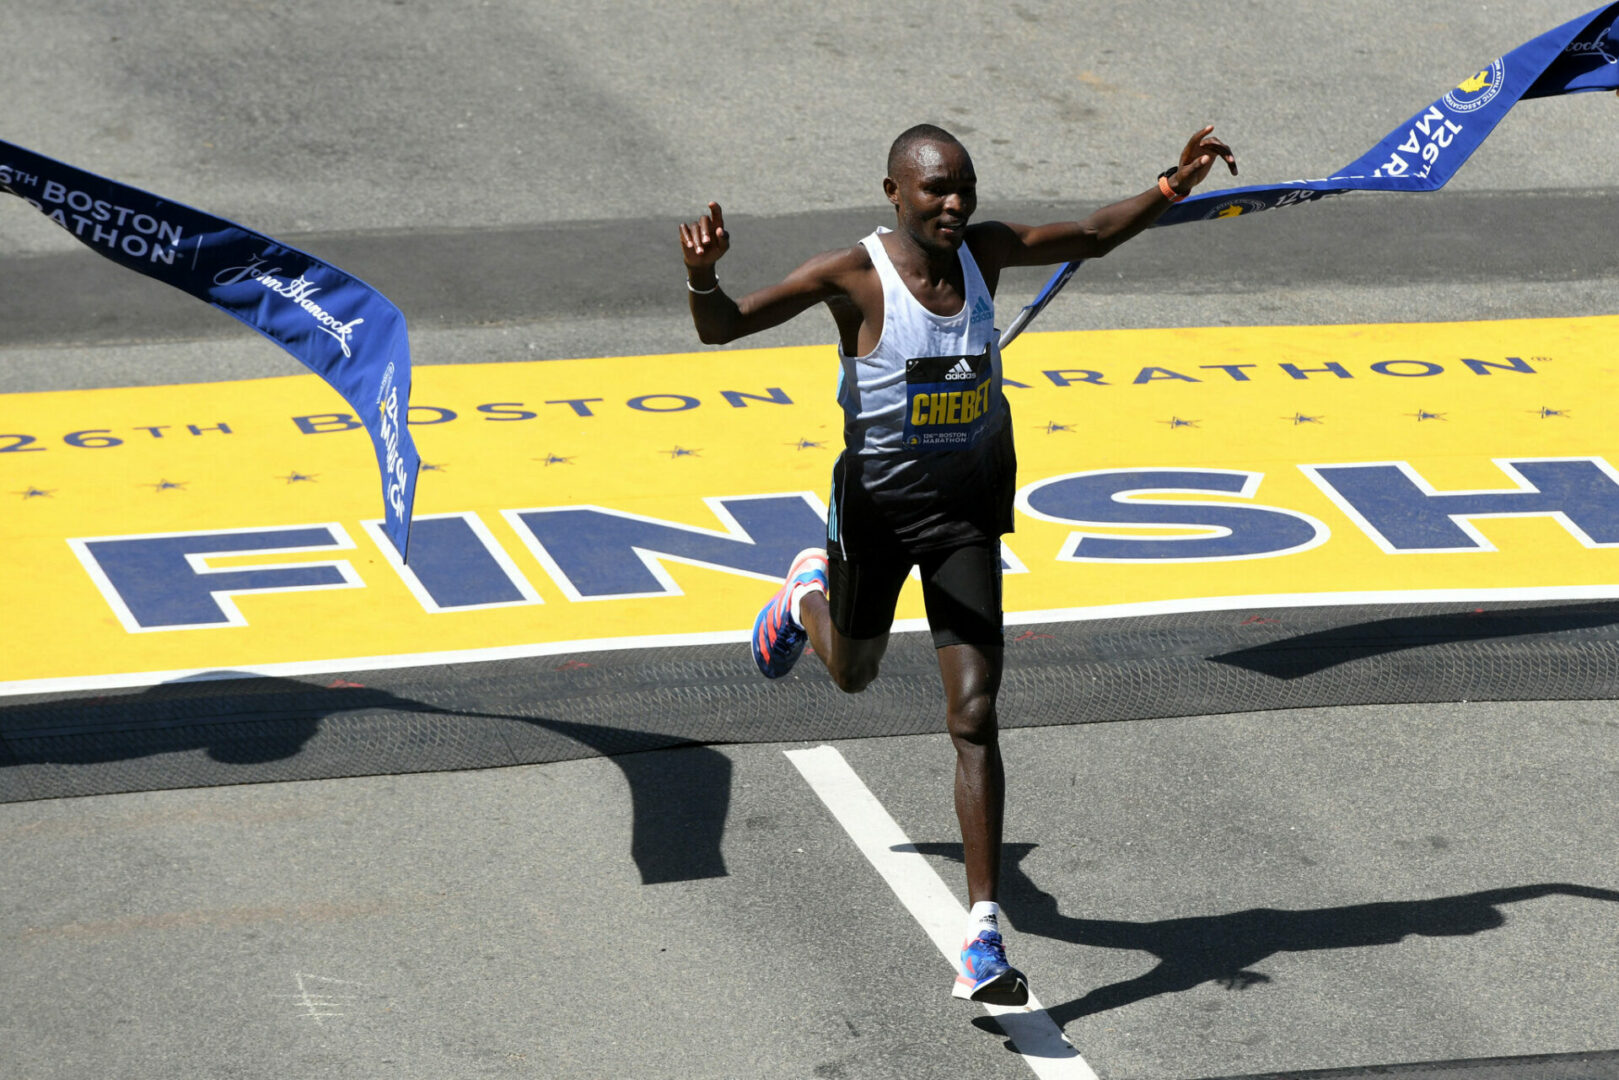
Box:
[884,124,976,254]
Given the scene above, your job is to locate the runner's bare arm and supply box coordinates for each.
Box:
[971,126,1238,271]
[679,201,858,344]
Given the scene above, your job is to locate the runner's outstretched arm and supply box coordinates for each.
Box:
[678,201,863,344]
[972,126,1239,271]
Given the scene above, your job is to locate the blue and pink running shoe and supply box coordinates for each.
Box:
[952,929,1029,1006]
[751,547,828,679]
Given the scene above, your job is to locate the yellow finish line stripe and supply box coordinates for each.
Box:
[2,315,1616,691]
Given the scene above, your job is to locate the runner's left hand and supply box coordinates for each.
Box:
[1168,125,1238,197]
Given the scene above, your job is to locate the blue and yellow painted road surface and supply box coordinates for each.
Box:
[6,315,1618,692]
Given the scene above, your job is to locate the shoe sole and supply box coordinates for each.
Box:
[952,971,1029,1007]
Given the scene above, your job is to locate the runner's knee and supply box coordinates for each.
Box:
[946,691,998,746]
[829,656,880,694]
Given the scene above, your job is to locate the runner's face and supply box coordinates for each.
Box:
[890,140,976,253]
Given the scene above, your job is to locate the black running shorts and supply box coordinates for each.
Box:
[826,541,1003,649]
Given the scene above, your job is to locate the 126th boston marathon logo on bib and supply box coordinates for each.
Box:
[1444,57,1506,113]
[904,346,995,451]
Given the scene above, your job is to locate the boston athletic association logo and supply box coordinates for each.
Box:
[1202,197,1269,221]
[1443,57,1506,113]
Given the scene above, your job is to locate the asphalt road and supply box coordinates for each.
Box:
[2,0,1612,255]
[4,2,1619,1078]
[5,703,1619,1079]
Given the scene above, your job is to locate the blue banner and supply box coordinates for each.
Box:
[1003,3,1619,346]
[0,141,420,558]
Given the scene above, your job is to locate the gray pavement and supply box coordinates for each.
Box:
[3,186,1617,363]
[2,0,1610,259]
[4,702,1618,1079]
[4,1,1619,1077]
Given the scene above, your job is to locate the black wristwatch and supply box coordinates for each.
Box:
[1158,165,1180,180]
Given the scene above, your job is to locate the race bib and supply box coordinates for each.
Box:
[902,345,996,451]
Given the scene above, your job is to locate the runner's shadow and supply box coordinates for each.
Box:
[1210,603,1619,679]
[0,672,730,885]
[905,842,1619,1026]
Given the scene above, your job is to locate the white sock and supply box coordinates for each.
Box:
[788,580,824,625]
[967,901,1000,938]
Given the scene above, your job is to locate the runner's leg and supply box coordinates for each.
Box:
[919,542,1006,905]
[938,641,1004,904]
[909,542,1026,1004]
[940,633,1026,1006]
[799,551,907,692]
[799,592,888,692]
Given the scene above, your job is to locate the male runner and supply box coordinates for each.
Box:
[679,124,1237,1006]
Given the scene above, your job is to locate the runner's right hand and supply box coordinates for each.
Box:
[679,201,730,268]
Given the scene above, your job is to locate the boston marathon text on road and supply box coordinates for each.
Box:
[0,355,1551,452]
[0,354,1551,454]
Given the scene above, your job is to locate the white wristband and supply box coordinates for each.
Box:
[686,278,719,295]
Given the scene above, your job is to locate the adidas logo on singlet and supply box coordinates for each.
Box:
[970,296,995,324]
[943,357,977,380]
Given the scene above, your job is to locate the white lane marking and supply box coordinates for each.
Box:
[784,745,1100,1080]
[6,582,1614,697]
[280,972,357,1024]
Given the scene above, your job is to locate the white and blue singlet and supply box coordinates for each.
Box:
[827,228,1016,559]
